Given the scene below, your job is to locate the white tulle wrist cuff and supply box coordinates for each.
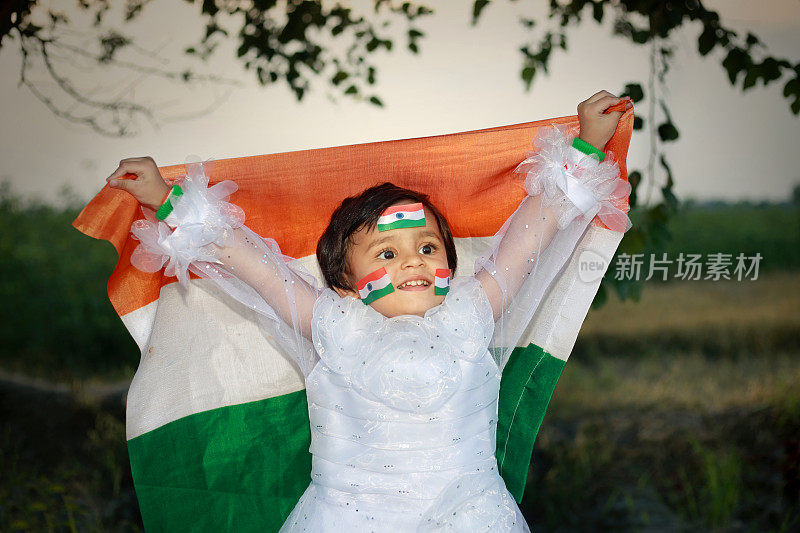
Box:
[130,159,245,286]
[513,126,632,233]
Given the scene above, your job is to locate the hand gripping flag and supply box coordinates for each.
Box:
[74,112,633,532]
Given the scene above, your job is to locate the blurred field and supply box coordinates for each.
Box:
[568,271,800,413]
[1,191,798,531]
[516,270,800,531]
[662,201,800,274]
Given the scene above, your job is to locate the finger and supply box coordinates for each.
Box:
[107,159,156,182]
[585,90,617,104]
[604,99,631,115]
[589,95,624,114]
[108,176,137,191]
[106,166,138,182]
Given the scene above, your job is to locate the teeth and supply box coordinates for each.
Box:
[400,280,429,288]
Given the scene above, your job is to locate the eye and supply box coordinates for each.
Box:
[378,249,395,260]
[419,243,436,255]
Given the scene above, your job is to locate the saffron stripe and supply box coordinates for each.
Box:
[380,202,423,216]
[356,267,389,290]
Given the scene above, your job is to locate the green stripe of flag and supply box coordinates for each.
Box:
[362,283,394,305]
[434,285,449,296]
[496,343,565,502]
[377,218,427,231]
[127,389,311,532]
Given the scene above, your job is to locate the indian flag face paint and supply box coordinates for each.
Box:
[377,202,426,232]
[434,268,451,296]
[357,267,395,305]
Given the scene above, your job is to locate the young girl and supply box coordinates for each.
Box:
[107,90,632,532]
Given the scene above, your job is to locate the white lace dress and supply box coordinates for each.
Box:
[280,276,526,531]
[128,125,631,532]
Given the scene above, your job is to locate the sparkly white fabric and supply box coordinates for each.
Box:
[279,276,529,532]
[125,125,633,530]
[513,125,632,233]
[130,160,245,287]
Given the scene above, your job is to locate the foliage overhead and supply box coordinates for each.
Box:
[2,0,432,135]
[471,0,799,303]
[471,0,799,115]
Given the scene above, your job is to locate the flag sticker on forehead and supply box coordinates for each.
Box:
[357,267,395,305]
[434,268,451,296]
[377,202,426,232]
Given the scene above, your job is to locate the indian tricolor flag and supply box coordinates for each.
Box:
[377,202,426,231]
[73,112,632,532]
[434,268,451,296]
[357,267,394,305]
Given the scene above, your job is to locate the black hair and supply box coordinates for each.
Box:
[316,183,457,292]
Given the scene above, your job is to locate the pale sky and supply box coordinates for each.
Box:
[1,0,798,205]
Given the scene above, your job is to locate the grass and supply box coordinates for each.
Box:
[515,272,800,531]
[554,351,800,414]
[582,272,800,338]
[576,271,800,362]
[2,264,798,530]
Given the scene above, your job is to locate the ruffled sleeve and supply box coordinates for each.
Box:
[475,125,632,370]
[128,159,322,377]
[514,125,632,233]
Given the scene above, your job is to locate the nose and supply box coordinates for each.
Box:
[400,249,425,269]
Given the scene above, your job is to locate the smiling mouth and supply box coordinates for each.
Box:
[398,279,430,290]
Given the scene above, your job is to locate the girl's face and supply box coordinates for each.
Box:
[336,203,450,318]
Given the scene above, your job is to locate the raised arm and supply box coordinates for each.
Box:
[476,91,633,321]
[107,157,321,375]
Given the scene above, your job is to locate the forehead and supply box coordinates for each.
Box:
[351,204,443,248]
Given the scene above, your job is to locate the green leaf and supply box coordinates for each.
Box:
[783,78,799,98]
[331,71,348,85]
[628,170,641,208]
[521,66,535,88]
[632,29,650,44]
[745,32,760,48]
[659,155,679,212]
[657,122,679,142]
[697,26,716,56]
[722,48,749,84]
[472,0,491,25]
[742,68,758,90]
[592,2,603,23]
[345,84,358,95]
[760,57,782,84]
[369,96,384,107]
[621,83,644,102]
[633,116,644,130]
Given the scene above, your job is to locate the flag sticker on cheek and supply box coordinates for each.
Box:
[357,267,395,306]
[377,203,426,232]
[434,268,451,296]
